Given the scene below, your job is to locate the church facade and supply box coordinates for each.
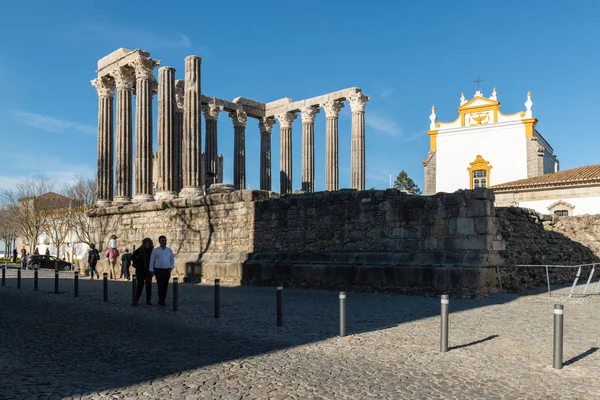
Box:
[423,89,559,195]
[423,88,600,216]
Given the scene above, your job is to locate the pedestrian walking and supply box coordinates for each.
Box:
[149,235,175,307]
[12,248,17,263]
[132,238,154,306]
[88,244,100,279]
[105,246,120,280]
[34,247,39,255]
[120,248,132,280]
[45,248,50,256]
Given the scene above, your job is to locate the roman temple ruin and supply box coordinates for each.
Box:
[91,48,369,205]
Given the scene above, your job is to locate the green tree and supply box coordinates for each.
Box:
[393,170,422,195]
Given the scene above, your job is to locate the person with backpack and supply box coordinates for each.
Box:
[87,244,100,279]
[120,248,132,280]
[132,238,154,306]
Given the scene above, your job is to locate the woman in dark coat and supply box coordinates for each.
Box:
[132,237,154,305]
[87,243,100,279]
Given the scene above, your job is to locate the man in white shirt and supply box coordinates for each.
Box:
[149,235,175,306]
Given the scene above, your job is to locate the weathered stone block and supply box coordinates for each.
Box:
[449,218,475,235]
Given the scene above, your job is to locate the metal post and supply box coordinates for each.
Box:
[583,265,596,295]
[173,277,179,312]
[54,270,59,294]
[339,291,346,337]
[545,266,552,297]
[441,294,449,352]
[569,266,582,298]
[131,274,138,307]
[34,267,38,291]
[276,286,283,327]
[214,279,220,318]
[17,267,21,289]
[553,304,564,369]
[74,271,79,298]
[103,272,108,302]
[2,266,5,287]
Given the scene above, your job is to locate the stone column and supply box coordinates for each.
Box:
[322,100,344,191]
[217,155,224,183]
[349,93,369,190]
[180,55,202,198]
[229,109,248,190]
[276,112,297,194]
[202,101,223,187]
[300,107,320,192]
[258,118,276,191]
[112,67,135,204]
[174,80,184,193]
[91,76,115,206]
[132,57,159,202]
[155,66,177,200]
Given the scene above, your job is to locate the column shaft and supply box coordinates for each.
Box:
[234,126,246,190]
[325,117,339,191]
[91,76,114,206]
[300,107,319,192]
[276,113,297,194]
[351,111,365,190]
[115,87,132,203]
[280,126,292,194]
[349,93,369,190]
[156,67,177,200]
[180,56,202,197]
[202,102,222,187]
[133,76,154,202]
[259,118,275,191]
[174,80,184,193]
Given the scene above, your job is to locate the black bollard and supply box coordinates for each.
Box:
[17,267,21,289]
[553,304,564,369]
[103,272,108,302]
[339,292,346,337]
[34,267,38,291]
[131,274,138,307]
[173,277,179,312]
[2,266,5,287]
[441,294,449,352]
[276,286,283,327]
[214,279,220,318]
[74,271,79,298]
[54,270,59,294]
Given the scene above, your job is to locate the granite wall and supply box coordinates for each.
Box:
[87,188,599,296]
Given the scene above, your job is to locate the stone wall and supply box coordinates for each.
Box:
[88,188,501,295]
[87,189,599,296]
[494,207,599,291]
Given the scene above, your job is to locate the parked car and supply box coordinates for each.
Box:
[23,255,73,271]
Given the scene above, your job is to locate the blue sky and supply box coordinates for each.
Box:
[0,0,599,194]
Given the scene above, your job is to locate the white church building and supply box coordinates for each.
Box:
[423,88,600,216]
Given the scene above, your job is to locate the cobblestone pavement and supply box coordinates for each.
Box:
[1,271,599,399]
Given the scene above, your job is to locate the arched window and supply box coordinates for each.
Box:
[467,155,493,189]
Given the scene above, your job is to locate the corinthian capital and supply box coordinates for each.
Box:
[322,100,345,118]
[258,117,276,133]
[301,106,320,124]
[131,57,160,81]
[348,93,370,113]
[91,76,115,98]
[228,108,248,128]
[202,101,224,121]
[175,80,185,110]
[276,112,297,129]
[113,67,136,90]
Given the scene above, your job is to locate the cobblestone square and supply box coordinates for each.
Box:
[1,269,599,399]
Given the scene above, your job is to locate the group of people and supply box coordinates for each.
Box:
[87,235,175,307]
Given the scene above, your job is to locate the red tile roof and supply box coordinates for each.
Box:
[491,164,600,190]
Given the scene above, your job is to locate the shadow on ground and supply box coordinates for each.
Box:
[0,274,591,398]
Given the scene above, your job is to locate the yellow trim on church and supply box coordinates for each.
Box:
[427,129,438,152]
[522,118,537,138]
[467,155,493,189]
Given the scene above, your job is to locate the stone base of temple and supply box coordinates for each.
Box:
[179,187,203,198]
[112,197,131,205]
[154,191,177,201]
[132,194,154,203]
